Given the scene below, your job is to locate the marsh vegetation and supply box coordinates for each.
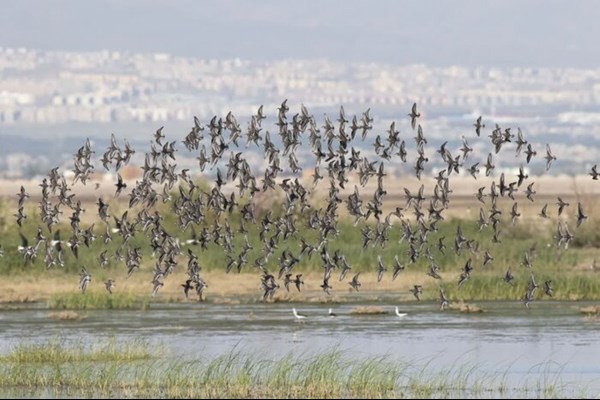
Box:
[0,338,587,399]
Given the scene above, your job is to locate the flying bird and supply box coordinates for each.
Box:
[590,164,599,180]
[473,116,485,137]
[577,202,587,227]
[544,144,557,171]
[408,103,420,130]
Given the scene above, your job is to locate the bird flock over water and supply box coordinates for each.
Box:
[7,100,600,309]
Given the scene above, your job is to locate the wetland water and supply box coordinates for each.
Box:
[1,299,599,397]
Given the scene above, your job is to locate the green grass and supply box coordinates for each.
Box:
[429,271,600,302]
[48,292,150,310]
[1,185,600,302]
[0,213,593,274]
[0,339,588,398]
[0,337,152,363]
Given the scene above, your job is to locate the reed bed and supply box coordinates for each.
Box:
[0,338,152,363]
[440,273,600,302]
[0,339,585,399]
[48,292,150,310]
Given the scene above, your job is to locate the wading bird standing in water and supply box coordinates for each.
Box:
[395,306,407,318]
[292,308,307,321]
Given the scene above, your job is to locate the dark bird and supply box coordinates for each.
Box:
[476,186,487,204]
[525,182,536,202]
[15,207,27,227]
[590,164,599,180]
[525,144,537,164]
[115,173,127,197]
[539,204,549,219]
[461,136,473,160]
[152,280,164,297]
[409,285,423,301]
[294,274,304,292]
[79,266,91,293]
[473,116,485,137]
[283,274,293,292]
[483,250,494,267]
[577,202,588,227]
[556,197,570,216]
[97,198,110,221]
[439,289,449,311]
[515,128,527,156]
[104,279,115,294]
[469,163,480,179]
[522,273,539,308]
[17,185,30,208]
[321,276,332,295]
[18,232,39,264]
[457,259,473,288]
[484,153,495,176]
[182,279,194,299]
[376,255,387,282]
[523,250,533,269]
[510,202,520,225]
[523,289,534,309]
[544,144,557,171]
[478,207,489,231]
[517,165,528,187]
[392,255,405,281]
[438,237,446,255]
[408,103,420,130]
[427,263,442,280]
[154,126,165,144]
[504,268,515,285]
[349,272,361,291]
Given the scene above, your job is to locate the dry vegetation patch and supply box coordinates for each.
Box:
[349,306,388,315]
[448,302,483,313]
[48,311,86,321]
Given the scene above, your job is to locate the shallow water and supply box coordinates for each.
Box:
[1,300,599,397]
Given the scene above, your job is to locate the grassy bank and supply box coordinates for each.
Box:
[0,194,599,305]
[1,268,600,309]
[0,338,584,399]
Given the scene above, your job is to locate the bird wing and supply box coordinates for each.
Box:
[19,232,29,248]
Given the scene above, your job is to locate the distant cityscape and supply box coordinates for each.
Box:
[1,46,600,179]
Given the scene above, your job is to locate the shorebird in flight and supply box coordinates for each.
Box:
[104,279,115,294]
[439,289,449,311]
[590,164,599,180]
[79,266,91,293]
[408,102,420,130]
[473,116,484,137]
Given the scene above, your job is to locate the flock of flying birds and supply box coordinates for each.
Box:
[7,100,600,309]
